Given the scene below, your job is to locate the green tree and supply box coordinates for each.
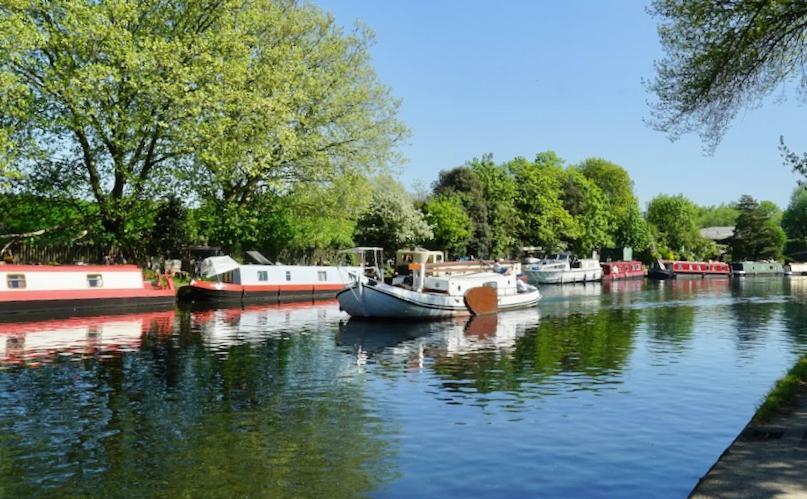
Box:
[697,204,740,228]
[731,195,786,260]
[0,0,405,250]
[647,0,807,149]
[646,194,707,258]
[783,187,807,241]
[433,166,491,258]
[468,154,519,258]
[561,169,612,255]
[614,203,652,253]
[354,177,432,251]
[423,194,472,259]
[577,158,635,221]
[509,154,576,253]
[148,197,190,259]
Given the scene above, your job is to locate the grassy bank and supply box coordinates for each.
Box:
[754,356,807,424]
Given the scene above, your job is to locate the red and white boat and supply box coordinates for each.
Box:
[180,256,362,304]
[601,261,645,280]
[0,264,176,316]
[662,260,731,278]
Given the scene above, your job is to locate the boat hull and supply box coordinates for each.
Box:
[0,294,175,319]
[337,280,541,319]
[179,280,345,304]
[523,268,602,285]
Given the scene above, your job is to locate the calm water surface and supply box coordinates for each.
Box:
[1,277,807,497]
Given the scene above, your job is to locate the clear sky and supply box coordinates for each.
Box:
[316,0,805,208]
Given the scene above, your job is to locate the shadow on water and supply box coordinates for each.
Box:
[0,304,399,497]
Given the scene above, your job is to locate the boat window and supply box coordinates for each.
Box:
[87,274,103,288]
[318,271,327,281]
[285,271,291,282]
[258,271,268,282]
[6,274,25,289]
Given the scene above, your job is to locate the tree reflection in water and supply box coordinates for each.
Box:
[0,305,398,497]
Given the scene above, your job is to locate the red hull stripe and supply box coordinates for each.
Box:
[0,265,141,273]
[0,288,175,302]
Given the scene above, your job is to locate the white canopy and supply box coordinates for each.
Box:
[200,256,240,277]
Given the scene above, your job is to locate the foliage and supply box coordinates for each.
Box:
[561,169,612,255]
[754,355,807,424]
[468,154,519,258]
[577,158,635,221]
[647,0,807,149]
[423,194,472,259]
[433,166,491,258]
[646,194,709,259]
[510,155,576,253]
[614,203,653,253]
[0,194,91,244]
[780,136,807,183]
[148,197,191,259]
[353,177,432,251]
[0,0,405,249]
[731,195,786,260]
[697,203,739,228]
[782,186,807,241]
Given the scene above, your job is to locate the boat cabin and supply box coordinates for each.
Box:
[730,261,784,276]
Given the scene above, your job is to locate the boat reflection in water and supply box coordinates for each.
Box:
[337,308,541,368]
[0,311,174,366]
[188,300,345,351]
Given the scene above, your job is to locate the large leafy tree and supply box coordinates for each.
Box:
[782,186,807,241]
[422,194,472,259]
[353,177,432,252]
[432,166,492,258]
[468,154,519,258]
[510,153,576,253]
[0,0,405,250]
[697,203,740,227]
[647,0,807,149]
[646,194,707,258]
[731,195,786,260]
[561,169,612,255]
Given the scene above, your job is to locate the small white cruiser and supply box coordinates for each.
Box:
[523,252,602,285]
[336,248,541,319]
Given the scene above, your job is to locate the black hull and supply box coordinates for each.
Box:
[0,296,176,322]
[178,285,340,304]
[648,269,675,280]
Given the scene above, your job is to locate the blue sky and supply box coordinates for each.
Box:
[317,0,805,208]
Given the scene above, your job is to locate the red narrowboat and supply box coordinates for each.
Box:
[0,265,176,316]
[663,260,730,278]
[601,261,645,280]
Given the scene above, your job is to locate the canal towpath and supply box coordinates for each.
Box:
[691,383,807,498]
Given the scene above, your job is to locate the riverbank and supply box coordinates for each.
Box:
[690,357,807,498]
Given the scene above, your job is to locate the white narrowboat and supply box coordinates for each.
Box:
[523,253,602,285]
[336,248,541,319]
[180,255,362,303]
[784,262,807,276]
[0,264,176,316]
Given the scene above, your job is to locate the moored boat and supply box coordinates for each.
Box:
[647,260,675,280]
[336,248,541,319]
[784,263,807,276]
[730,261,784,276]
[601,261,644,280]
[0,264,175,316]
[179,255,361,304]
[522,253,602,285]
[661,260,730,278]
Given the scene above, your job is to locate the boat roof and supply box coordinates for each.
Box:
[0,264,140,273]
[201,256,240,277]
[338,247,384,254]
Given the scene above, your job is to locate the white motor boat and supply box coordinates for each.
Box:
[523,252,602,285]
[336,248,541,319]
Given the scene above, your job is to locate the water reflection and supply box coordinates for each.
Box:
[0,305,397,497]
[1,280,806,498]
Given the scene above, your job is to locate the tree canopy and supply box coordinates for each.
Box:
[782,186,807,241]
[0,0,405,250]
[648,0,807,149]
[731,195,786,260]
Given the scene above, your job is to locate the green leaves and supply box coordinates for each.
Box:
[423,194,472,259]
[731,195,786,260]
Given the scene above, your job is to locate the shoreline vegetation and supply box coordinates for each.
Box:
[754,356,807,424]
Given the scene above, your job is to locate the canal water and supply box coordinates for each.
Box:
[1,277,806,497]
